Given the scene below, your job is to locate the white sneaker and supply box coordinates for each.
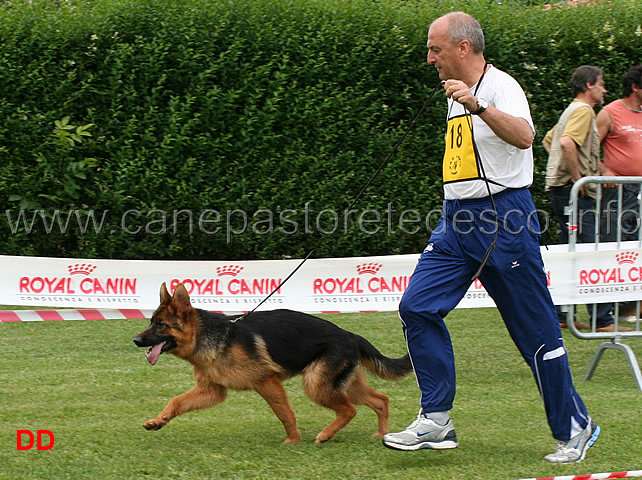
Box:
[382,410,459,451]
[544,418,600,464]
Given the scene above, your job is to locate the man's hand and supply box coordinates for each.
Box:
[442,79,533,150]
[600,163,618,188]
[559,136,586,197]
[443,79,477,112]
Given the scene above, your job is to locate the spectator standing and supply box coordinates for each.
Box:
[597,64,642,241]
[597,64,642,323]
[543,65,628,333]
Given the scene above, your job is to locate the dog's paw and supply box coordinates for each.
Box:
[315,432,333,444]
[143,419,166,431]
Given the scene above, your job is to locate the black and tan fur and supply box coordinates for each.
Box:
[133,282,412,444]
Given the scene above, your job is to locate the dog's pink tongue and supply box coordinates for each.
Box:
[146,342,165,366]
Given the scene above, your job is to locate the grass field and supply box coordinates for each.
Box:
[1,308,640,479]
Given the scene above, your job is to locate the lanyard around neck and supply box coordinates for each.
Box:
[472,63,488,97]
[446,63,489,121]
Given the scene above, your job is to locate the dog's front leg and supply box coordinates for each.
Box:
[254,376,301,444]
[143,383,227,430]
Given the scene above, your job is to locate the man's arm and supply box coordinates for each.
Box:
[443,79,533,149]
[559,135,588,197]
[596,108,613,143]
[542,126,556,153]
[559,136,582,183]
[596,107,618,187]
[476,105,534,149]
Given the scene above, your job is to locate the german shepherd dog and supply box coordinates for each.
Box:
[133,283,412,444]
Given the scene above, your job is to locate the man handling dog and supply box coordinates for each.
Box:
[382,12,600,464]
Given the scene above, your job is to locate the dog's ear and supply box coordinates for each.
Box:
[159,282,172,305]
[171,283,192,317]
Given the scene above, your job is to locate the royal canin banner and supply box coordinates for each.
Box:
[1,242,642,314]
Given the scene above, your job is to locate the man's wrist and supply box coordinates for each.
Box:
[471,97,488,115]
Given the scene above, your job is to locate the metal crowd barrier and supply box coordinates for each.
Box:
[566,176,642,390]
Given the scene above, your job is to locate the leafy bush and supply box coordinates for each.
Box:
[0,0,639,259]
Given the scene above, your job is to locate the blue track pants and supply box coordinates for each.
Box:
[399,188,589,441]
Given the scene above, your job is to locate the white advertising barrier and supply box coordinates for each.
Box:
[1,242,642,317]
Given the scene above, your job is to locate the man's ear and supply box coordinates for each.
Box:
[458,39,471,58]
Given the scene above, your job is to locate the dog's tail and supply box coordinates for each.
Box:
[355,335,412,380]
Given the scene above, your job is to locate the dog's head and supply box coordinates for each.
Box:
[133,282,195,365]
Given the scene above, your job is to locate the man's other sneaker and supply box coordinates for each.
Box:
[544,418,600,464]
[382,410,458,451]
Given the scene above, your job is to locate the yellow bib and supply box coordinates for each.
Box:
[442,114,480,183]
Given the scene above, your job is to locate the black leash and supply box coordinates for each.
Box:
[466,64,498,282]
[233,81,445,321]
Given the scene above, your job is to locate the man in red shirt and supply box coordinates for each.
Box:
[598,65,642,322]
[598,64,642,186]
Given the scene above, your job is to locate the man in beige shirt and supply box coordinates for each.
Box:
[543,65,629,333]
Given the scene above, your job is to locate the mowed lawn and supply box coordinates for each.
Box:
[1,308,640,479]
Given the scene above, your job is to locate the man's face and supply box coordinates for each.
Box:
[589,75,607,105]
[632,82,642,108]
[427,19,460,80]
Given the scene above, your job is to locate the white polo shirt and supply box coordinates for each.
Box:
[442,65,535,200]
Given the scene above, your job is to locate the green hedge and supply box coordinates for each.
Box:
[0,0,639,260]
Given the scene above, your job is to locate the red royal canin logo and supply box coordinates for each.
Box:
[579,250,642,285]
[216,265,243,277]
[171,265,281,296]
[313,263,409,294]
[616,252,639,265]
[356,263,382,275]
[19,264,136,294]
[68,263,97,275]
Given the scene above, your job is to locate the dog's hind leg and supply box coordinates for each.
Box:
[143,383,227,431]
[314,393,357,443]
[303,361,357,443]
[346,367,390,438]
[254,375,301,445]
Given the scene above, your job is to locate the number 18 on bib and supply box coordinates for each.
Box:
[443,115,481,183]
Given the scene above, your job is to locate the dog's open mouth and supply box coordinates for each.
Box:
[146,342,167,366]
